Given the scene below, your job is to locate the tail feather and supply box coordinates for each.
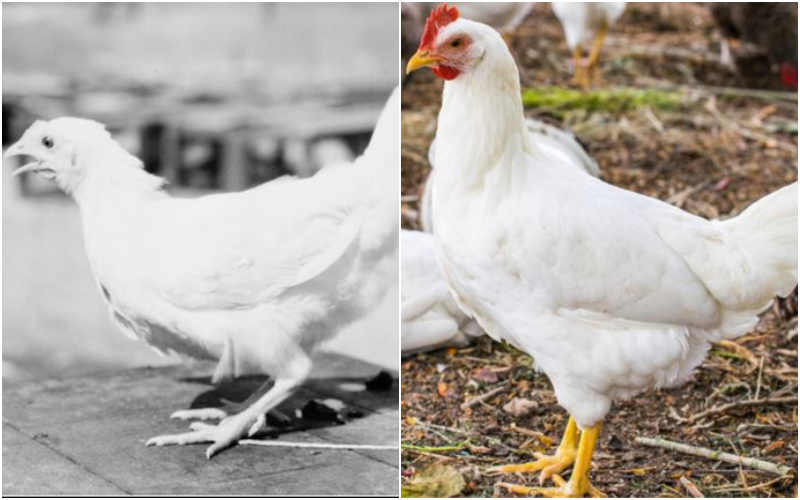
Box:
[723,182,798,302]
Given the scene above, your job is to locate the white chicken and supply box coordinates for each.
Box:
[401,229,483,354]
[551,2,626,88]
[406,3,534,45]
[403,120,599,353]
[5,87,399,459]
[407,5,797,497]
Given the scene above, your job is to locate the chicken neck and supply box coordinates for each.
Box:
[434,35,533,192]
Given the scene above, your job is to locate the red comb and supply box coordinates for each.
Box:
[419,3,460,50]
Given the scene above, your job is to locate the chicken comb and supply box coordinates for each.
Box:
[419,3,460,50]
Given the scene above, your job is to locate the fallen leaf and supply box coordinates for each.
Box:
[472,368,499,384]
[437,381,449,398]
[764,440,785,453]
[401,464,466,498]
[502,397,538,417]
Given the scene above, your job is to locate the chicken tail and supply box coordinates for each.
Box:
[723,182,798,303]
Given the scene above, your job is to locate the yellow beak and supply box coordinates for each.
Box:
[406,50,440,74]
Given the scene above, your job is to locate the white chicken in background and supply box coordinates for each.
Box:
[552,2,626,88]
[401,229,483,355]
[439,2,535,36]
[404,2,534,50]
[407,5,797,497]
[5,87,399,459]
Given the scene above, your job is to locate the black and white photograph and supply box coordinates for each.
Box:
[3,2,399,496]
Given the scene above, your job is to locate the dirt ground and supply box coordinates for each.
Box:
[401,3,798,497]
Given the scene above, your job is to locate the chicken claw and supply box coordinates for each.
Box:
[147,410,258,459]
[496,474,605,498]
[489,417,579,485]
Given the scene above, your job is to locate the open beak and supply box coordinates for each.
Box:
[4,142,48,177]
[406,50,441,74]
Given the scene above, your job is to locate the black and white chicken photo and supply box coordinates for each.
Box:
[3,3,399,496]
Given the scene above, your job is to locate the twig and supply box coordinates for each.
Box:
[642,106,665,136]
[677,395,798,424]
[651,81,798,102]
[666,180,711,208]
[705,98,797,152]
[711,475,792,494]
[635,437,793,476]
[680,476,705,498]
[240,439,397,450]
[697,85,798,103]
[754,356,765,401]
[401,442,467,452]
[460,382,510,410]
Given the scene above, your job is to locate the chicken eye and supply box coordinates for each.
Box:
[450,38,462,48]
[41,136,54,148]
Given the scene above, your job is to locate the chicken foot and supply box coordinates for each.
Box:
[496,423,605,498]
[489,417,579,484]
[147,377,302,459]
[170,405,291,424]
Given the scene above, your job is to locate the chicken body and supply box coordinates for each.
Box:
[407,8,797,496]
[421,117,599,232]
[404,119,599,354]
[7,87,399,458]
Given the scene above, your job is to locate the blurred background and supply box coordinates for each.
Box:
[3,2,399,382]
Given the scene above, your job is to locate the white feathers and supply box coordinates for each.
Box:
[401,230,483,354]
[14,88,399,385]
[426,16,798,427]
[403,118,601,354]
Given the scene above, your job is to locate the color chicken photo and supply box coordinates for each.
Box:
[401,2,797,498]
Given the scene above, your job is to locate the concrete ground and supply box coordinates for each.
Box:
[3,352,398,496]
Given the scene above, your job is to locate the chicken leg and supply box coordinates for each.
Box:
[496,423,605,498]
[585,22,609,86]
[490,417,579,484]
[146,377,302,459]
[571,47,588,89]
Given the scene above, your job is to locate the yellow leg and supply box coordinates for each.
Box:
[489,417,579,484]
[496,423,605,498]
[585,23,608,86]
[571,47,588,89]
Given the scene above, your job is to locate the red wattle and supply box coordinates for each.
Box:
[432,65,460,80]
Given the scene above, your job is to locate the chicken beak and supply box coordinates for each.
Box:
[4,141,43,177]
[406,50,441,74]
[4,141,26,161]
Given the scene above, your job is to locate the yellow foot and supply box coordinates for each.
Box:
[489,417,580,484]
[496,474,606,498]
[488,448,577,485]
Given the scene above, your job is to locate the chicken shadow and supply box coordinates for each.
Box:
[177,371,397,439]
